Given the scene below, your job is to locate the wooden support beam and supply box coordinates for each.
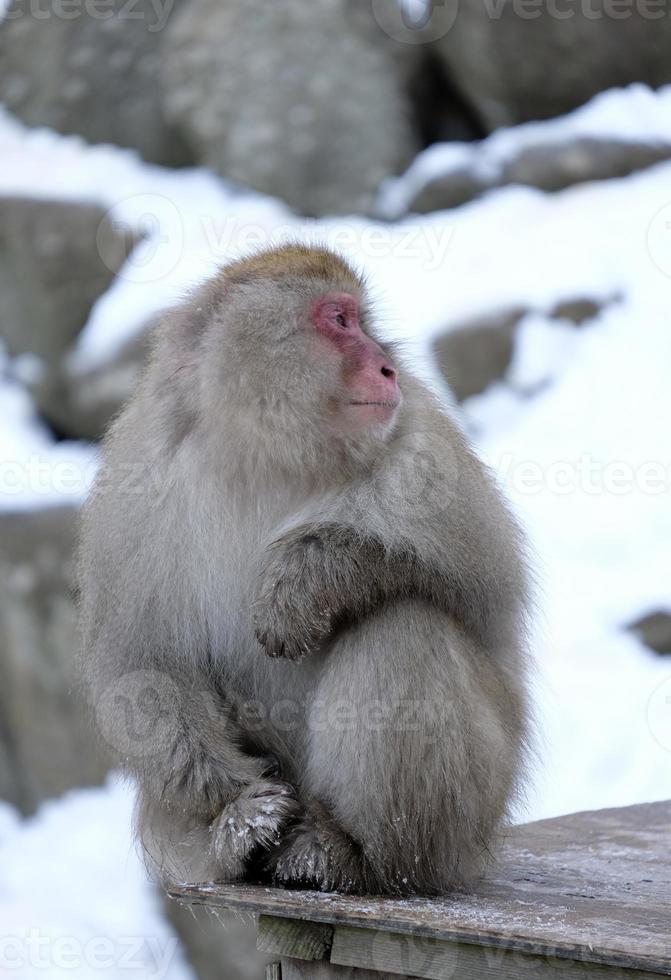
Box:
[280,961,412,980]
[330,924,664,980]
[258,914,333,961]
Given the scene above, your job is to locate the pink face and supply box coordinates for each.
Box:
[311,292,401,431]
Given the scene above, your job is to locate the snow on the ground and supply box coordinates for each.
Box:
[0,347,98,512]
[379,83,671,217]
[0,89,670,966]
[0,777,193,980]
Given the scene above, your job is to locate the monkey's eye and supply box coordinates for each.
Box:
[335,313,347,327]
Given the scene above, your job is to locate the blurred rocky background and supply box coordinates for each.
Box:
[1,1,671,978]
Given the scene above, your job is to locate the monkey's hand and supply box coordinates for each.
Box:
[252,533,337,661]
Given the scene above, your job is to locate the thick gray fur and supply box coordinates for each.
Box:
[79,245,531,895]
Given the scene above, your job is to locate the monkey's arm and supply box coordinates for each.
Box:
[252,400,528,664]
[85,653,300,881]
[252,524,467,661]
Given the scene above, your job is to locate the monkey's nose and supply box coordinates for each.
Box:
[381,364,396,382]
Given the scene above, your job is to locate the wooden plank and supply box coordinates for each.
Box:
[258,914,333,960]
[266,965,282,980]
[280,960,411,980]
[171,800,671,976]
[331,924,665,980]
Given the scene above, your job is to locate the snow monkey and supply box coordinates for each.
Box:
[79,244,530,895]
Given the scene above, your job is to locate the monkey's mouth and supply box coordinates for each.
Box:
[349,400,400,409]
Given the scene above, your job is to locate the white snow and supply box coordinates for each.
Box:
[0,777,192,979]
[379,83,671,217]
[0,86,670,967]
[0,350,98,512]
[481,303,671,820]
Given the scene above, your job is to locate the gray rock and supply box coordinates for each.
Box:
[32,327,152,441]
[161,0,418,215]
[434,1,671,130]
[433,307,526,401]
[433,296,607,400]
[0,506,107,813]
[408,167,489,214]
[0,0,191,165]
[549,296,607,326]
[627,611,671,656]
[396,138,671,215]
[0,196,133,365]
[352,3,484,146]
[502,139,671,194]
[407,51,486,147]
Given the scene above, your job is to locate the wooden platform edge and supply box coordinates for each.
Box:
[169,887,671,977]
[256,915,670,980]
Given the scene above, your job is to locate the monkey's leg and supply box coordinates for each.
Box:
[295,601,522,895]
[265,798,372,893]
[124,675,300,883]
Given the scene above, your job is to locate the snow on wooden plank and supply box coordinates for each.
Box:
[171,800,671,975]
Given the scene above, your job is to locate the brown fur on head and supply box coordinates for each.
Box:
[153,244,402,481]
[221,243,365,291]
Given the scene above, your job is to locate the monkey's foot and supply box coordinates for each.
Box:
[210,780,300,881]
[266,805,367,893]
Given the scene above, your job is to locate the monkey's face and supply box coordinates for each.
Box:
[196,248,403,475]
[309,290,401,438]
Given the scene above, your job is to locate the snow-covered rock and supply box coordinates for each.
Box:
[432,295,612,402]
[380,86,671,216]
[0,196,132,364]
